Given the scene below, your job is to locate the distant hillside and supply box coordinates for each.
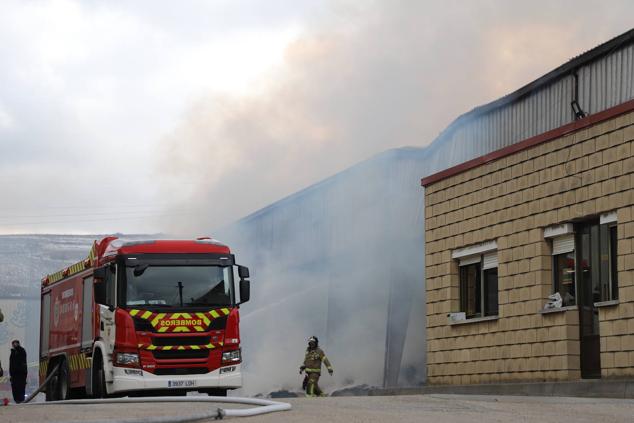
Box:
[0,234,151,395]
[0,235,98,298]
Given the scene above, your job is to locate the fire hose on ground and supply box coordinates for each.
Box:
[21,364,292,420]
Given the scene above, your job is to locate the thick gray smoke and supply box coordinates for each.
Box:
[216,148,428,394]
[157,1,634,394]
[159,1,634,233]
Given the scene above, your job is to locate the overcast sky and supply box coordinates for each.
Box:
[0,0,632,235]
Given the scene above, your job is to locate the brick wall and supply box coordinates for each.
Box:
[424,111,634,384]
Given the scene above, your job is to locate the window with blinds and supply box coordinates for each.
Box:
[456,244,499,318]
[546,215,619,307]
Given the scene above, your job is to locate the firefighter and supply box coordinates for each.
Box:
[299,336,333,397]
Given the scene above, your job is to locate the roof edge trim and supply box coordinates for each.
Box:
[421,98,634,187]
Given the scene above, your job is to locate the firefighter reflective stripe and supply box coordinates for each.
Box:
[304,368,321,373]
[137,342,223,351]
[130,308,231,333]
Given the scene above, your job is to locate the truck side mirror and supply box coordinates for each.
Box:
[239,279,250,304]
[93,265,114,307]
[238,265,250,279]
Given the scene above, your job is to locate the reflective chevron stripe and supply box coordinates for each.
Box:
[44,241,98,285]
[137,342,223,351]
[38,353,91,378]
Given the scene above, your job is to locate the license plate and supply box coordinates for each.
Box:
[167,380,197,388]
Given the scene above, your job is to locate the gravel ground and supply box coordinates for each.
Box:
[2,394,634,422]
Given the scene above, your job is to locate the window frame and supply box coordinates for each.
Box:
[457,251,499,319]
[605,222,619,301]
[545,214,619,307]
[552,249,577,307]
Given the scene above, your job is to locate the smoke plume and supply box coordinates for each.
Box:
[157,1,634,394]
[159,1,634,233]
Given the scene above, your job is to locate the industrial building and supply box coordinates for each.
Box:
[422,29,634,384]
[217,28,634,391]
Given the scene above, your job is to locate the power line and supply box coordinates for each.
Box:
[0,209,193,221]
[0,211,201,227]
[0,203,173,212]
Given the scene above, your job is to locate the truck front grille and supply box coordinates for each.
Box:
[133,317,154,332]
[152,350,209,360]
[154,367,209,376]
[153,336,211,346]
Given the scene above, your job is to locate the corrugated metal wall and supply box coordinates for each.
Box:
[580,43,634,114]
[421,42,634,178]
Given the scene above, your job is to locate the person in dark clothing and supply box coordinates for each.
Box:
[10,340,27,403]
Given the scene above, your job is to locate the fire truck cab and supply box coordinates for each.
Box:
[39,236,250,400]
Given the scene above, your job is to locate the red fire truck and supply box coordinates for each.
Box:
[39,236,250,401]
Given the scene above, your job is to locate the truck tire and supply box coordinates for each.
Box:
[92,352,107,398]
[46,359,70,401]
[45,366,59,402]
[58,360,71,400]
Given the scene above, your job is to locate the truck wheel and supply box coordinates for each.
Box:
[92,352,107,398]
[57,360,70,400]
[45,366,59,402]
[45,360,70,401]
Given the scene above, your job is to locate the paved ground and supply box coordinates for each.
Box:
[2,394,634,422]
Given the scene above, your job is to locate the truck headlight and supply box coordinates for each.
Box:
[115,352,140,367]
[222,349,241,364]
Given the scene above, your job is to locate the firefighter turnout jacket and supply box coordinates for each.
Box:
[303,347,333,374]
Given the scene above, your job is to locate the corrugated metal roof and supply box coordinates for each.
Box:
[420,28,634,181]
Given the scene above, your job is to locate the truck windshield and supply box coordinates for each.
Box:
[124,265,234,307]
